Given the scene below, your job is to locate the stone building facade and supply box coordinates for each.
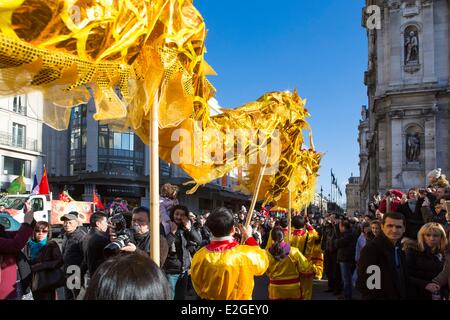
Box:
[359,0,450,212]
[346,176,361,217]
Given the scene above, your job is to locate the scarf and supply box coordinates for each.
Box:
[27,237,48,262]
[408,199,417,212]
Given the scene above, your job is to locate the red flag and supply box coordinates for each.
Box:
[59,191,73,202]
[39,166,50,195]
[93,191,105,210]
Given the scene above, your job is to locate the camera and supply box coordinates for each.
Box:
[103,234,131,256]
[103,212,133,257]
[108,212,127,234]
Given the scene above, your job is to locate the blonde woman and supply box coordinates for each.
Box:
[406,223,447,300]
[429,228,450,299]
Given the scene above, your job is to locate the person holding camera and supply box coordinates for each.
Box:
[421,189,448,227]
[162,205,201,300]
[396,188,425,240]
[194,214,211,247]
[0,201,35,300]
[117,206,169,267]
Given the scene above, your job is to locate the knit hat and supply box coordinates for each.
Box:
[427,168,442,179]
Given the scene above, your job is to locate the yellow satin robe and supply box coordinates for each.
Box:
[266,246,313,300]
[190,243,269,300]
[290,228,324,300]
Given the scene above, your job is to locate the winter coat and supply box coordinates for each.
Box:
[0,223,33,300]
[322,223,339,252]
[24,239,63,299]
[160,197,178,236]
[61,228,86,270]
[25,240,63,273]
[163,226,201,274]
[396,198,424,239]
[433,253,450,299]
[405,244,445,300]
[357,234,409,300]
[421,206,447,227]
[133,231,169,267]
[335,230,357,263]
[81,229,110,276]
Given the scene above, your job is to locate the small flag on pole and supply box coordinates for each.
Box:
[39,166,50,195]
[31,174,40,195]
[59,190,74,202]
[93,190,105,210]
[7,164,26,194]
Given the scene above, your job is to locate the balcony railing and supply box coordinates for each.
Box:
[0,132,38,152]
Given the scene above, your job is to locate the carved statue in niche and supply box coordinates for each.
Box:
[361,106,368,121]
[405,27,419,64]
[406,132,420,162]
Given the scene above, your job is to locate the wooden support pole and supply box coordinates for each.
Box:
[242,161,268,243]
[150,90,161,266]
[287,191,292,242]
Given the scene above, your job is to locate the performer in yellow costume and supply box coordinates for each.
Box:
[265,217,289,250]
[190,207,269,300]
[266,227,318,300]
[290,215,324,300]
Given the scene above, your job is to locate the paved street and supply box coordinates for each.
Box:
[252,276,337,300]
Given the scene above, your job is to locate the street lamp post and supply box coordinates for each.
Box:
[320,186,323,216]
[328,193,331,213]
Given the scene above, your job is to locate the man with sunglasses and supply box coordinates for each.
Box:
[357,212,409,300]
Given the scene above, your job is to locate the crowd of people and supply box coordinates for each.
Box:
[321,168,450,300]
[1,170,450,300]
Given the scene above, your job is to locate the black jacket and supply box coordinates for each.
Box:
[396,198,424,239]
[61,228,86,269]
[133,231,169,267]
[194,225,211,246]
[335,230,357,263]
[421,206,447,226]
[406,246,446,300]
[323,223,339,252]
[82,229,110,276]
[357,234,409,300]
[163,226,201,274]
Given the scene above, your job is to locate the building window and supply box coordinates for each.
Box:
[12,123,25,148]
[69,104,87,174]
[112,132,134,151]
[98,124,144,174]
[3,156,31,178]
[160,160,170,176]
[12,96,26,115]
[99,126,108,148]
